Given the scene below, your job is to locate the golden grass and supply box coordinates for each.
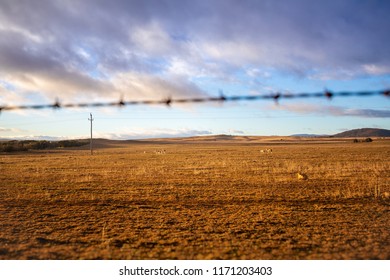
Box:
[0,139,389,259]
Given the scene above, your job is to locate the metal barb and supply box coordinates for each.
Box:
[164,97,172,106]
[273,93,281,100]
[52,99,61,109]
[273,93,281,105]
[324,90,333,99]
[118,95,125,107]
[219,94,226,102]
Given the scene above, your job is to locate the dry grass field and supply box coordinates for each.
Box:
[0,137,389,259]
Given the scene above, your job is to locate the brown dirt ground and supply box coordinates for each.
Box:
[0,139,389,259]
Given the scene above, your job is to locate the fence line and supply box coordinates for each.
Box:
[0,89,389,112]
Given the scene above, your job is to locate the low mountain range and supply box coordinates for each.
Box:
[290,133,329,137]
[292,128,390,138]
[332,128,390,137]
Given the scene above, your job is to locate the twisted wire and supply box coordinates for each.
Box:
[0,89,389,112]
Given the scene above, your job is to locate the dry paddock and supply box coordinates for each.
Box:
[0,140,389,259]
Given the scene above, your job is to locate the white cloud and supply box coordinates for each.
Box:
[0,127,25,133]
[227,129,245,135]
[112,71,208,100]
[200,40,262,66]
[0,83,23,105]
[0,135,74,141]
[362,64,390,75]
[130,21,177,56]
[95,127,213,140]
[246,68,271,79]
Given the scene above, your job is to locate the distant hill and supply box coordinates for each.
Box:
[333,128,390,137]
[142,134,285,143]
[140,134,250,143]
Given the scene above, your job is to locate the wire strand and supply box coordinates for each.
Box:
[0,89,389,112]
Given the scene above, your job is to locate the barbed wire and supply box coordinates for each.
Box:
[0,89,389,112]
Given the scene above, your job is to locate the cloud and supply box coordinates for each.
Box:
[0,135,73,141]
[130,21,181,57]
[227,129,245,135]
[0,29,115,101]
[276,103,390,118]
[0,127,25,133]
[344,108,390,118]
[95,127,213,140]
[1,128,213,140]
[112,71,208,100]
[0,127,213,141]
[0,0,389,107]
[362,64,390,76]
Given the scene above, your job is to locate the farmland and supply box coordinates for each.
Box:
[0,137,389,259]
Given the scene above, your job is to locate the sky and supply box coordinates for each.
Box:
[0,0,389,140]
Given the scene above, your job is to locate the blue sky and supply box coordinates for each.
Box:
[0,0,389,140]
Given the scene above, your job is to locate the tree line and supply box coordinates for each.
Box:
[0,140,89,152]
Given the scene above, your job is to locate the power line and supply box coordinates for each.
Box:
[88,113,94,155]
[0,89,389,113]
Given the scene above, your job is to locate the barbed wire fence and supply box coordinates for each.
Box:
[0,89,389,113]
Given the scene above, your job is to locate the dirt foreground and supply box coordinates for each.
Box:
[0,139,389,259]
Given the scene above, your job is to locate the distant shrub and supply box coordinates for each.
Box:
[353,138,373,143]
[58,140,88,148]
[31,141,51,150]
[2,145,15,152]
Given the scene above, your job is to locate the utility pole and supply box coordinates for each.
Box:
[88,113,94,155]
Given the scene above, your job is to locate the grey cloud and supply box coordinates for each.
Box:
[1,0,389,104]
[344,109,390,118]
[278,103,390,118]
[0,29,115,99]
